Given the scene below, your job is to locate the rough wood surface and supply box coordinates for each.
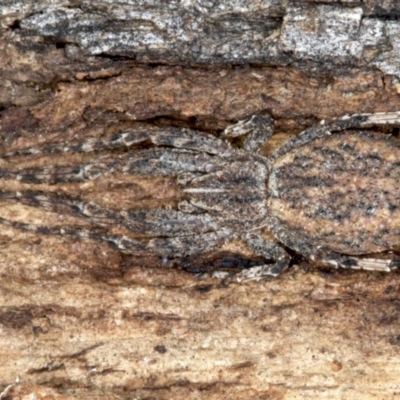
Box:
[1,1,400,399]
[1,268,400,399]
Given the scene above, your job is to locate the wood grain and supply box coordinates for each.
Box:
[1,1,400,398]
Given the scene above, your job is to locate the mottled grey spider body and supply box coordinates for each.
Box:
[1,112,400,281]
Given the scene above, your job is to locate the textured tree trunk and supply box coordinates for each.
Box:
[1,1,400,399]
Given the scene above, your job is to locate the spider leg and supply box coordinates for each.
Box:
[0,190,121,225]
[123,148,225,176]
[272,111,400,161]
[316,253,398,272]
[232,232,290,282]
[0,216,231,257]
[148,229,233,257]
[3,127,233,158]
[0,155,120,184]
[222,114,274,152]
[0,217,144,253]
[266,212,400,274]
[122,209,223,236]
[0,190,224,236]
[0,148,224,184]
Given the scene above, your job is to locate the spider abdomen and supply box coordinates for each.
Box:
[268,131,400,254]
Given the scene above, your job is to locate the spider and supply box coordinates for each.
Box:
[0,112,400,281]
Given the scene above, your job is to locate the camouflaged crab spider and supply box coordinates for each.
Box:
[0,112,400,281]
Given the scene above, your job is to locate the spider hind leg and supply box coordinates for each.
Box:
[319,253,397,272]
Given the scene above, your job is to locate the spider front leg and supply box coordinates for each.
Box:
[124,148,225,176]
[3,126,234,158]
[0,147,225,184]
[222,114,274,152]
[0,190,224,236]
[233,232,290,282]
[0,128,234,184]
[0,216,232,259]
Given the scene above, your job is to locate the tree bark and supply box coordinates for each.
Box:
[1,1,400,399]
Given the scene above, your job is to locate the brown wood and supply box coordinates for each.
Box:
[1,1,400,398]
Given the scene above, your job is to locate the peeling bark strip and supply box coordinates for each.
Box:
[0,1,399,76]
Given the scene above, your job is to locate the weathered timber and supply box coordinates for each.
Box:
[1,265,400,399]
[1,1,400,74]
[1,1,400,399]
